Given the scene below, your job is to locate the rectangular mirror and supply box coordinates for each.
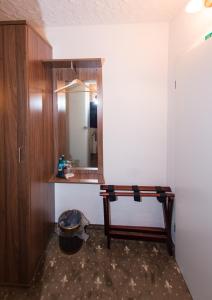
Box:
[49,58,103,177]
[59,80,98,168]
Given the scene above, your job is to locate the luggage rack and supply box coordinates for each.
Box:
[100,185,175,255]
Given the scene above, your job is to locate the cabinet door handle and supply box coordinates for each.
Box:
[18,147,22,163]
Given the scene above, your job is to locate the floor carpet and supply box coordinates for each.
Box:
[0,227,192,300]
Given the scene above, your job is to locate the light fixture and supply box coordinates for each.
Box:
[186,0,212,13]
[92,95,98,106]
[204,0,212,7]
[185,0,204,13]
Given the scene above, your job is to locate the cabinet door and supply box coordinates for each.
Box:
[0,25,7,284]
[27,26,54,280]
[0,24,29,285]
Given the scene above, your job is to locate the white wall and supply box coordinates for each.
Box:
[46,23,169,226]
[168,7,212,300]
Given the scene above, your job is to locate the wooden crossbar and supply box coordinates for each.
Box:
[100,185,175,256]
[100,185,172,192]
[100,192,175,197]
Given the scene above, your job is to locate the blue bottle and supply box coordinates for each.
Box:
[61,155,66,169]
[57,156,64,177]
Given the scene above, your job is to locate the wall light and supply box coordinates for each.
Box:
[92,94,98,106]
[186,0,204,13]
[204,0,212,7]
[186,0,212,13]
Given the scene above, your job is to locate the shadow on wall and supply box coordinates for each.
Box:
[0,0,47,39]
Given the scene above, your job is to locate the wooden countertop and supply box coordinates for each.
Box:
[49,173,104,184]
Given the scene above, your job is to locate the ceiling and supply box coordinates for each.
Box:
[0,0,188,26]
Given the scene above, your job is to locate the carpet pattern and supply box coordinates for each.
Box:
[0,227,192,300]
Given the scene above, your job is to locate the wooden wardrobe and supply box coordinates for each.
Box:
[0,20,55,286]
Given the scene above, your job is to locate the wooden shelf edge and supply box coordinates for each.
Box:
[109,230,167,242]
[43,58,103,68]
[48,174,105,185]
[0,20,27,25]
[109,225,166,234]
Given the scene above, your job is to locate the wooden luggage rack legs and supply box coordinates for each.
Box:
[100,185,175,256]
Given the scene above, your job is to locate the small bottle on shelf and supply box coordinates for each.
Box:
[57,156,65,178]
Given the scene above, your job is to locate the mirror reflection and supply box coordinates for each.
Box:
[56,80,98,168]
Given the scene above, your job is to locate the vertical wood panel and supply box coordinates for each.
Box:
[96,68,103,174]
[0,24,28,284]
[0,21,54,286]
[42,42,55,245]
[16,25,30,283]
[4,26,19,283]
[0,26,6,282]
[28,27,44,276]
[27,26,54,279]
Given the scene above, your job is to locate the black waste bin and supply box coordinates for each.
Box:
[58,210,89,254]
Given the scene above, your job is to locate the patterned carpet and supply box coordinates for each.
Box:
[0,226,192,300]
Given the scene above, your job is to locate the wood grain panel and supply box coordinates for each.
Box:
[0,24,29,285]
[0,21,54,286]
[0,20,27,25]
[49,173,104,184]
[28,27,44,278]
[96,68,103,175]
[0,25,6,283]
[4,25,19,283]
[27,26,54,280]
[16,24,30,284]
[42,42,55,246]
[43,58,103,68]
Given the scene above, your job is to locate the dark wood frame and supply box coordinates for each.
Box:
[100,185,175,255]
[43,59,104,182]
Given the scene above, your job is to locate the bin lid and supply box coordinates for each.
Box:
[58,210,82,231]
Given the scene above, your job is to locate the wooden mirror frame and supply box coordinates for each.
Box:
[43,59,104,183]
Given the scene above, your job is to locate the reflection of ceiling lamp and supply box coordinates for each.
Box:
[186,0,212,13]
[92,95,98,106]
[186,0,203,13]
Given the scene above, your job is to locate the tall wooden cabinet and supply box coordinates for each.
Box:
[0,20,55,286]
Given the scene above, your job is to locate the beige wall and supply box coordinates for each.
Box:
[45,23,169,226]
[168,6,212,300]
